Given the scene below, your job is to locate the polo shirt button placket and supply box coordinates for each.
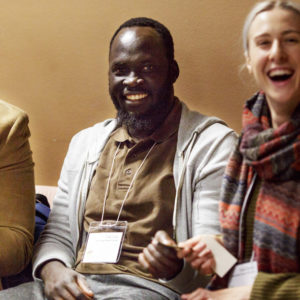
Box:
[125,168,132,176]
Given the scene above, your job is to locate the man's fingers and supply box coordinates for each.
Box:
[77,276,94,298]
[50,278,88,300]
[53,290,74,300]
[154,230,175,246]
[76,276,94,299]
[43,263,93,300]
[138,252,151,269]
[139,231,183,279]
[143,244,169,270]
[138,250,160,277]
[140,244,182,279]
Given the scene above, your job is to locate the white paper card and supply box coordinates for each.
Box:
[201,236,237,278]
[82,231,123,263]
[228,261,258,287]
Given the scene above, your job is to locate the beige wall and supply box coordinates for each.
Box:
[0,0,269,185]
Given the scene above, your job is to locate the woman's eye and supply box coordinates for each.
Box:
[257,40,271,47]
[285,37,299,44]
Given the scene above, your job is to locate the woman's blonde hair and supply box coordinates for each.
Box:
[243,0,300,54]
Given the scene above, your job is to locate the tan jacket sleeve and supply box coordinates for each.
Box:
[250,272,300,300]
[0,102,35,277]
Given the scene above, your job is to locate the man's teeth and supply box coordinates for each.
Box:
[126,93,148,100]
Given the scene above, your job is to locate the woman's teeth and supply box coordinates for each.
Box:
[268,69,293,81]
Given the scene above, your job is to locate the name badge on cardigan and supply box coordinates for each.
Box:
[82,220,127,264]
[228,261,258,287]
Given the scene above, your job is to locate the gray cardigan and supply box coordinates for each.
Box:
[33,102,237,293]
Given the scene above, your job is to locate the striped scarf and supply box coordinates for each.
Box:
[220,92,300,273]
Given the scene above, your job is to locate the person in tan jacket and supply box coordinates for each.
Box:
[0,100,35,289]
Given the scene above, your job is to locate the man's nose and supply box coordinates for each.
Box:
[269,40,286,62]
[123,72,144,87]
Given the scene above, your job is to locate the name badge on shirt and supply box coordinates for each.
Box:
[228,261,258,287]
[82,220,127,264]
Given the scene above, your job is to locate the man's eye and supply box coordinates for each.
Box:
[142,65,154,72]
[112,66,127,76]
[114,69,124,75]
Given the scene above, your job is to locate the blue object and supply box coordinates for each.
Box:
[34,202,51,243]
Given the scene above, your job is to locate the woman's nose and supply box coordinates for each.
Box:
[269,40,286,62]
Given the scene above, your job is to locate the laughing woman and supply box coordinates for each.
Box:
[179,1,300,299]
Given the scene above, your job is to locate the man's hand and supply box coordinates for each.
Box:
[138,230,183,280]
[181,286,252,300]
[177,235,217,275]
[40,260,94,300]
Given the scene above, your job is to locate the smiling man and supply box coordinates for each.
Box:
[0,18,236,300]
[109,25,177,140]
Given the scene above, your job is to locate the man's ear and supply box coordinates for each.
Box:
[245,52,252,74]
[170,60,179,83]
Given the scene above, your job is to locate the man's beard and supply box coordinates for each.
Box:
[111,81,173,133]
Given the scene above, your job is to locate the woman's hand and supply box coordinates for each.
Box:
[177,235,221,275]
[181,285,252,300]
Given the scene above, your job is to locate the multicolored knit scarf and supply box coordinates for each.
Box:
[220,91,300,273]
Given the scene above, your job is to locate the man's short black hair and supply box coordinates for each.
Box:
[110,17,175,62]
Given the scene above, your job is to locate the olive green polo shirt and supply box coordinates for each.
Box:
[76,99,181,282]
